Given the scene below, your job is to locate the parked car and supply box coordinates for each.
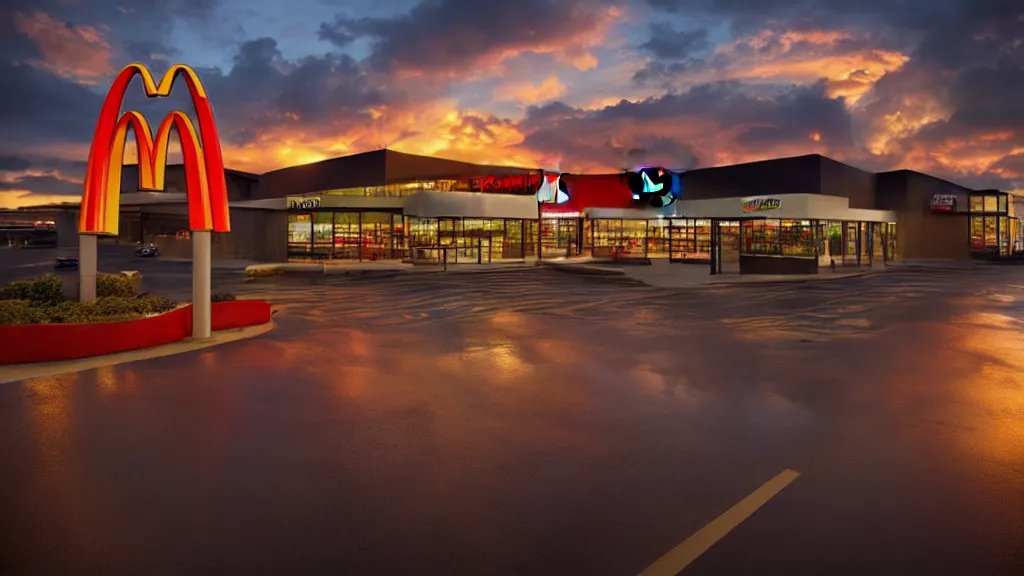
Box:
[136,244,160,257]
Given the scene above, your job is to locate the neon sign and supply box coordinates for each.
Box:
[80,63,231,236]
[627,167,680,208]
[536,173,570,204]
[480,174,541,192]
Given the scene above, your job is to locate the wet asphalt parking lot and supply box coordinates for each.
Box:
[1,246,1022,575]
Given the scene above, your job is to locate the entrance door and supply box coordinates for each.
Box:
[541,218,578,258]
[718,220,741,272]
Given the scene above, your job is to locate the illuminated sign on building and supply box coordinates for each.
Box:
[627,167,681,208]
[536,173,570,204]
[80,63,231,236]
[930,193,957,212]
[742,197,783,212]
[287,197,322,210]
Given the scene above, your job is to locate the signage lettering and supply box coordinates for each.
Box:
[288,197,321,210]
[742,197,783,212]
[930,193,956,212]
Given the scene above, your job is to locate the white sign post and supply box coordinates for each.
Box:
[79,233,98,302]
[192,230,212,339]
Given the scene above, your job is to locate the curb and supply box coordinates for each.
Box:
[0,321,275,385]
[702,269,883,288]
[539,262,626,276]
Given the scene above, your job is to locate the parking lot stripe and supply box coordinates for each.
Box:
[638,468,801,576]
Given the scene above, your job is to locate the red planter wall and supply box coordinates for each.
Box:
[0,300,272,366]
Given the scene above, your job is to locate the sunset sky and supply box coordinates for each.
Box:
[0,0,1021,208]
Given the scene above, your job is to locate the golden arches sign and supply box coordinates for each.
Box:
[80,63,231,236]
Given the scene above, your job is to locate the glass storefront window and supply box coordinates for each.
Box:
[695,220,712,257]
[999,216,1010,255]
[742,219,814,257]
[886,223,897,260]
[647,219,670,257]
[985,215,997,246]
[970,196,984,212]
[360,212,393,261]
[591,219,621,258]
[541,218,578,257]
[622,220,647,256]
[312,212,333,255]
[333,212,359,260]
[742,220,781,255]
[970,216,985,249]
[984,195,999,212]
[288,213,312,253]
[998,195,1008,213]
[668,218,706,260]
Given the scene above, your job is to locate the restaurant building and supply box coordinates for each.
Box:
[8,149,1020,273]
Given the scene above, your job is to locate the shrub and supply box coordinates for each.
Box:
[211,292,236,302]
[28,274,66,304]
[46,301,98,324]
[0,280,31,300]
[0,295,177,325]
[94,295,175,317]
[0,274,65,304]
[0,300,47,325]
[96,273,138,298]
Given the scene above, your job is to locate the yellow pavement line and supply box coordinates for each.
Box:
[0,322,274,385]
[638,469,801,576]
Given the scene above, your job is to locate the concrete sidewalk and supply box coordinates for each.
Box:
[245,259,537,277]
[544,257,884,288]
[0,322,274,385]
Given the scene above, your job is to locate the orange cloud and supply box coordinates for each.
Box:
[494,76,566,104]
[13,11,114,81]
[710,28,909,104]
[0,191,78,210]
[381,4,624,81]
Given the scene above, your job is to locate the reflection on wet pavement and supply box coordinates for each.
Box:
[0,267,1022,574]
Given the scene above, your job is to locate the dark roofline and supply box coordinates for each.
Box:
[260,148,540,178]
[260,149,384,177]
[684,154,823,173]
[388,148,539,173]
[876,168,977,191]
[225,168,260,181]
[122,163,260,181]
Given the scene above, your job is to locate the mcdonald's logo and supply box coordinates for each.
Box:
[80,63,231,236]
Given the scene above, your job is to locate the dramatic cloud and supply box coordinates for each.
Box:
[12,11,114,80]
[318,0,623,77]
[520,80,852,171]
[639,24,711,60]
[0,156,32,172]
[1,0,1023,208]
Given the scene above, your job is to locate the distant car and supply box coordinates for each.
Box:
[136,244,160,257]
[54,257,79,270]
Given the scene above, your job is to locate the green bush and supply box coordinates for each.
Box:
[94,295,175,317]
[0,300,47,325]
[211,292,236,302]
[0,274,65,304]
[0,280,31,300]
[0,295,177,325]
[96,273,138,297]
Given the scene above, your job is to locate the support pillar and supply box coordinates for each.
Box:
[79,234,97,302]
[192,230,212,339]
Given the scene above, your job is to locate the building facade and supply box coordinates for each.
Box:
[8,150,1021,272]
